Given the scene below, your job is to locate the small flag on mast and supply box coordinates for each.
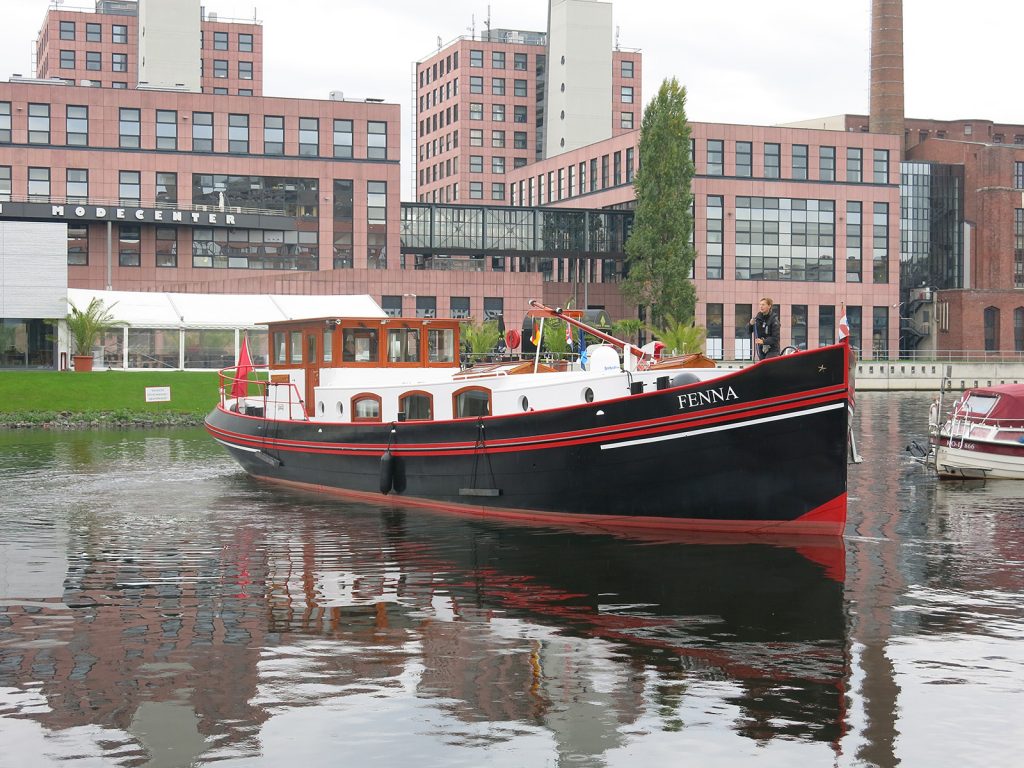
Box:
[837,304,850,341]
[530,319,541,347]
[565,320,573,348]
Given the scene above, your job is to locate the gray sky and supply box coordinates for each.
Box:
[1,0,1018,199]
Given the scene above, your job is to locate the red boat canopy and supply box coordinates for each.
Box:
[957,384,1024,422]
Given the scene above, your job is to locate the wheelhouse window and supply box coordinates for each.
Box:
[273,332,287,363]
[387,328,420,363]
[342,328,379,363]
[323,329,334,363]
[428,328,456,362]
[352,394,382,422]
[400,391,433,421]
[290,330,302,363]
[453,387,491,418]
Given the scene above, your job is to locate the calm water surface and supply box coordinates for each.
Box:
[0,391,1022,767]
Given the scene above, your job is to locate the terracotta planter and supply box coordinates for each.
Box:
[73,354,94,372]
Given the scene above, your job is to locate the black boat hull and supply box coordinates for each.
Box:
[206,343,852,535]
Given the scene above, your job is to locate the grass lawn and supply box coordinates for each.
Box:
[0,370,224,418]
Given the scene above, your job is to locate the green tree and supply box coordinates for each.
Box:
[623,78,697,327]
[646,315,707,356]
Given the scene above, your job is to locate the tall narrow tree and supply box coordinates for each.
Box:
[623,78,697,326]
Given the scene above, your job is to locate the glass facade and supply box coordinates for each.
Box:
[734,197,835,281]
[192,174,318,217]
[0,319,55,368]
[899,161,963,294]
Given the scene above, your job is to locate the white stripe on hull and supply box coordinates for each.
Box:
[601,402,845,451]
[935,444,1024,479]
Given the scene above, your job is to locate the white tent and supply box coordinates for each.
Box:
[67,289,385,329]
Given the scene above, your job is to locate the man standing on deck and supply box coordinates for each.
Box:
[749,297,780,360]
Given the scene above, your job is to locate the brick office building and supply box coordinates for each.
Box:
[504,124,903,359]
[414,0,641,205]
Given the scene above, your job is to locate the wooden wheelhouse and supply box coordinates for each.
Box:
[266,316,462,416]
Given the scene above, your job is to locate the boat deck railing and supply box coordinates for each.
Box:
[218,366,309,421]
[944,408,1024,449]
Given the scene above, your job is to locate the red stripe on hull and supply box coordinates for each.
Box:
[243,473,847,538]
[208,389,847,459]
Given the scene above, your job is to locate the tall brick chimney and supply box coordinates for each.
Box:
[869,0,904,136]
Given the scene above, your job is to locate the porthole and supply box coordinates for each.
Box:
[560,138,565,147]
[560,110,565,120]
[336,401,344,415]
[560,55,565,65]
[560,82,565,92]
[519,395,530,412]
[583,387,594,403]
[318,401,325,414]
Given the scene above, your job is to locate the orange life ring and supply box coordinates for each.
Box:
[506,329,521,349]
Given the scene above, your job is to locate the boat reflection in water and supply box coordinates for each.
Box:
[262,500,849,758]
[0,477,848,764]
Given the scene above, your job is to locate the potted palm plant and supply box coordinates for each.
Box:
[646,315,708,356]
[66,298,117,372]
[460,319,501,365]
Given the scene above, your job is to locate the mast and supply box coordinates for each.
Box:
[529,300,645,360]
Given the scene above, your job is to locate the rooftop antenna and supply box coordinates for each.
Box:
[615,25,620,51]
[437,35,442,53]
[467,14,475,40]
[484,5,491,41]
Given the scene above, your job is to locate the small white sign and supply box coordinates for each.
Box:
[145,386,171,403]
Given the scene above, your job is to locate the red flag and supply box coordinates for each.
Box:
[231,336,253,398]
[837,307,850,341]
